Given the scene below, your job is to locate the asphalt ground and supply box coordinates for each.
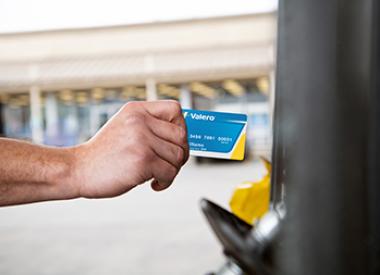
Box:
[0,158,264,275]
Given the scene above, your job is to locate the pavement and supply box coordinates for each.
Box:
[0,158,265,275]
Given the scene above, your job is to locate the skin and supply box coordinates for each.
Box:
[0,100,189,206]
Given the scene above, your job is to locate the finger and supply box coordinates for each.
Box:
[150,134,186,168]
[143,100,184,125]
[150,158,179,191]
[144,106,189,164]
[146,115,188,151]
[151,179,168,192]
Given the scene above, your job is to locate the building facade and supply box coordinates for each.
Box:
[0,12,276,156]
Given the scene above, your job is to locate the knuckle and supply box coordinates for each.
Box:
[169,100,182,114]
[176,147,185,164]
[178,126,187,143]
[125,101,140,110]
[126,113,145,126]
[121,102,132,113]
[121,101,143,115]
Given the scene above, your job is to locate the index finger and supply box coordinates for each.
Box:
[143,100,184,126]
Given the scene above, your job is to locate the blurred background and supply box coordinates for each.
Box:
[0,0,277,274]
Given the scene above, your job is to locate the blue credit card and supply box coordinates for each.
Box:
[183,109,247,160]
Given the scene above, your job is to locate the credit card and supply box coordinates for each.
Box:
[183,109,247,160]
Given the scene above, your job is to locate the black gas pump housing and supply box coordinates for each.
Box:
[202,1,380,275]
[273,0,380,274]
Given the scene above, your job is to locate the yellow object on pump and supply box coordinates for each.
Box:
[229,158,271,225]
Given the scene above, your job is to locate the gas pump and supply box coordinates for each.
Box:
[200,158,284,275]
[200,0,380,274]
[202,199,284,275]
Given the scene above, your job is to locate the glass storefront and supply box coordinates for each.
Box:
[1,93,31,140]
[0,77,272,156]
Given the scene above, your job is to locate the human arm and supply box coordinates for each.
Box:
[0,100,189,206]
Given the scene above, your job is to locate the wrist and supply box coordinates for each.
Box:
[48,146,82,200]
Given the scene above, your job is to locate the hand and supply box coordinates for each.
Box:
[71,100,189,198]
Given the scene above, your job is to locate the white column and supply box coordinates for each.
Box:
[29,86,43,144]
[146,78,158,101]
[144,54,158,101]
[180,84,192,109]
[45,92,59,139]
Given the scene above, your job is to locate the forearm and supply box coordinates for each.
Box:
[0,138,79,206]
[0,101,188,206]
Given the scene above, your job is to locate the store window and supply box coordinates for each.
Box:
[2,93,31,140]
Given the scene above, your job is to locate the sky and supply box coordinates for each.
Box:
[0,0,277,33]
